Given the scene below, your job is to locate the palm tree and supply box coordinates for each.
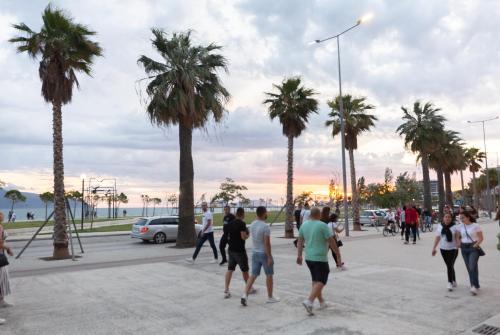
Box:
[4,189,27,214]
[465,147,486,209]
[66,190,82,218]
[396,101,445,213]
[138,29,230,247]
[442,132,464,205]
[39,192,54,220]
[264,77,318,238]
[326,95,376,231]
[151,198,162,216]
[10,5,102,259]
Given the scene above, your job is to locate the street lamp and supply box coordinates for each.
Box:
[80,174,86,229]
[312,13,373,236]
[467,116,499,218]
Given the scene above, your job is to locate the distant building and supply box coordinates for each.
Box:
[419,180,438,197]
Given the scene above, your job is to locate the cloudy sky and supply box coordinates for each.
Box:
[1,0,499,206]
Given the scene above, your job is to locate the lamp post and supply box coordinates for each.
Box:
[468,116,499,218]
[80,174,86,229]
[313,13,373,236]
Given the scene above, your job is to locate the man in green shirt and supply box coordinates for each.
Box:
[297,207,339,315]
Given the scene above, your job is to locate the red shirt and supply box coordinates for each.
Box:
[405,208,418,224]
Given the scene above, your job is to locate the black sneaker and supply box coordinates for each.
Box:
[241,295,247,306]
[219,260,227,266]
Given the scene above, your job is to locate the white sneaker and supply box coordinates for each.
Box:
[248,288,257,295]
[224,291,231,299]
[240,294,248,306]
[452,282,457,288]
[209,259,218,264]
[0,318,5,325]
[185,258,194,264]
[302,300,314,315]
[470,287,478,295]
[447,282,453,291]
[318,302,328,310]
[266,296,280,303]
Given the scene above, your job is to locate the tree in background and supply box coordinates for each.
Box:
[294,191,313,206]
[397,101,445,218]
[4,190,27,220]
[357,177,369,206]
[138,29,230,247]
[264,77,318,238]
[116,192,128,216]
[326,95,377,231]
[141,194,150,216]
[10,5,102,258]
[394,172,422,206]
[39,191,54,220]
[465,147,486,209]
[151,198,162,216]
[366,168,398,208]
[211,178,249,207]
[66,190,82,218]
[166,193,178,214]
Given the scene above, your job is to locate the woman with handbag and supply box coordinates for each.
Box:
[320,207,346,271]
[0,212,14,311]
[455,211,484,295]
[431,213,459,291]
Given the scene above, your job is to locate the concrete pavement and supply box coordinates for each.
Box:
[1,219,499,335]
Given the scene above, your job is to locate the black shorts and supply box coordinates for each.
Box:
[228,251,249,272]
[306,260,330,285]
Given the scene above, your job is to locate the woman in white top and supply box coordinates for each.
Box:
[431,213,458,291]
[320,208,346,270]
[455,211,484,295]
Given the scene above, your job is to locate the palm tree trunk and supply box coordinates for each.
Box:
[460,170,465,205]
[285,136,294,238]
[176,123,196,247]
[52,101,69,259]
[444,171,453,205]
[349,148,361,231]
[421,153,432,213]
[472,171,479,209]
[437,168,445,219]
[153,204,156,216]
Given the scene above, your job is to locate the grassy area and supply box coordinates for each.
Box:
[77,223,134,233]
[4,217,134,230]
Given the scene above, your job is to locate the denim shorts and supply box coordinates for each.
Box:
[251,252,274,276]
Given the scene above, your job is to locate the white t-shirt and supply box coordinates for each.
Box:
[301,209,311,223]
[385,212,395,221]
[201,211,214,233]
[458,223,482,243]
[435,224,458,250]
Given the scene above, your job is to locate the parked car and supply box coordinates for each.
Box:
[359,210,386,226]
[130,216,202,244]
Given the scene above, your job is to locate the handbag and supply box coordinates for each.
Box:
[330,222,343,247]
[0,252,8,268]
[464,225,485,257]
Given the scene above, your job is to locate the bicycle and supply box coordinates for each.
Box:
[421,217,433,232]
[382,221,397,237]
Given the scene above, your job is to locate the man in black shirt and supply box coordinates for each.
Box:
[224,207,249,298]
[219,206,235,266]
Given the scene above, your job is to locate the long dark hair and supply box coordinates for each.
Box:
[321,207,331,223]
[461,210,476,223]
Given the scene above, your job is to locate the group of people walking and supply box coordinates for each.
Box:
[185,202,346,315]
[432,210,484,295]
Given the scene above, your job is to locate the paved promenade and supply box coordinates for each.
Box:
[1,219,499,335]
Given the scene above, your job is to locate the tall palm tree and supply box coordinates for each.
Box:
[10,5,102,259]
[465,147,486,209]
[138,29,230,247]
[396,101,445,213]
[264,77,318,238]
[326,95,376,231]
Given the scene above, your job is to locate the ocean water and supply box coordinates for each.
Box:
[0,205,283,222]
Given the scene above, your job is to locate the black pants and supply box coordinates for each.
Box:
[405,224,417,242]
[440,249,458,283]
[400,221,406,237]
[219,234,228,262]
[192,232,218,260]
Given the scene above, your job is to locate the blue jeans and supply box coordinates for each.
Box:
[251,252,274,276]
[461,243,480,288]
[192,232,218,260]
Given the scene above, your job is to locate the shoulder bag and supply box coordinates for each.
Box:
[464,225,485,257]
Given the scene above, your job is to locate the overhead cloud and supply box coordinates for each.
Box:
[1,0,499,205]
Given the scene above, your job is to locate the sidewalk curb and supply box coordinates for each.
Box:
[8,232,131,242]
